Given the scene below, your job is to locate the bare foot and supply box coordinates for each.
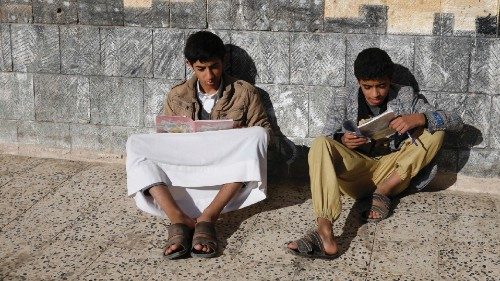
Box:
[193,215,218,253]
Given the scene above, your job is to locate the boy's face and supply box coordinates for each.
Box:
[189,58,223,93]
[358,77,391,106]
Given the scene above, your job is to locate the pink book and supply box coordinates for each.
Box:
[155,115,235,133]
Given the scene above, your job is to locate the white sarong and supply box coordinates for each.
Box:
[126,126,268,218]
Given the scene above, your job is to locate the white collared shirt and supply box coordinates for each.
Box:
[196,79,223,120]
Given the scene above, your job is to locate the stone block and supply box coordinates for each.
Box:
[290,33,345,86]
[60,25,100,75]
[0,120,17,143]
[257,84,308,138]
[78,0,124,26]
[124,0,169,27]
[290,0,323,32]
[143,79,180,127]
[436,93,490,149]
[17,121,70,148]
[33,0,78,24]
[170,0,206,29]
[268,0,291,31]
[101,26,153,78]
[309,86,345,137]
[0,72,34,120]
[0,24,12,71]
[469,38,500,95]
[432,13,454,36]
[11,24,60,73]
[152,28,184,79]
[34,74,90,123]
[207,0,232,30]
[0,0,33,23]
[231,31,289,84]
[70,124,147,154]
[325,4,387,34]
[90,76,143,127]
[233,0,270,30]
[458,149,500,177]
[346,34,415,89]
[414,36,472,92]
[491,96,500,149]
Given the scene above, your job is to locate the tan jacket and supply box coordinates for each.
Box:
[163,74,272,135]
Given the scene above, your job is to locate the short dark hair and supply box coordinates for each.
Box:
[354,48,394,80]
[184,31,225,64]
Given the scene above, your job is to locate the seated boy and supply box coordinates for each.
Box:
[287,47,463,259]
[126,31,271,259]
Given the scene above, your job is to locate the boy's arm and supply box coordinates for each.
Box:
[246,87,272,135]
[401,87,464,133]
[163,91,174,116]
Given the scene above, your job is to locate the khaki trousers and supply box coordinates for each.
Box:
[309,130,444,221]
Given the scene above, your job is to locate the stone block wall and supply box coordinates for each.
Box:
[0,0,499,178]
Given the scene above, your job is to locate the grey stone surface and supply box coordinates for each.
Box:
[258,84,308,137]
[0,24,12,71]
[290,33,345,86]
[124,0,169,27]
[143,79,180,128]
[492,96,500,149]
[0,120,17,143]
[346,34,415,89]
[231,31,289,84]
[309,86,344,137]
[17,121,70,148]
[33,0,78,24]
[101,26,152,78]
[437,93,490,149]
[152,28,184,79]
[34,74,90,123]
[233,0,270,30]
[207,0,232,30]
[0,72,34,120]
[60,25,100,75]
[458,149,500,177]
[289,0,323,32]
[70,124,149,154]
[90,76,143,127]
[325,4,387,34]
[170,0,206,29]
[11,24,60,73]
[268,0,291,31]
[78,0,124,26]
[0,0,33,23]
[469,38,500,95]
[414,36,472,92]
[432,13,455,36]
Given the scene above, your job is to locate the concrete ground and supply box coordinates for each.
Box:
[0,154,499,281]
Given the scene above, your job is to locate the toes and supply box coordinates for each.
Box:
[287,241,298,250]
[194,244,203,251]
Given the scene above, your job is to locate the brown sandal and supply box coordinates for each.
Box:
[163,223,193,260]
[362,193,392,222]
[287,230,340,260]
[191,221,218,258]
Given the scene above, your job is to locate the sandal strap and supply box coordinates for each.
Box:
[165,223,192,249]
[296,231,324,254]
[192,221,218,250]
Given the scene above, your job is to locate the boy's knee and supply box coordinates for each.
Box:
[311,136,330,148]
[421,130,445,149]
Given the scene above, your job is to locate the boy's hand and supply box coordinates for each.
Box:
[341,132,368,149]
[389,113,426,134]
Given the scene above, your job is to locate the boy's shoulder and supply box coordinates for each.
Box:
[224,75,259,95]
